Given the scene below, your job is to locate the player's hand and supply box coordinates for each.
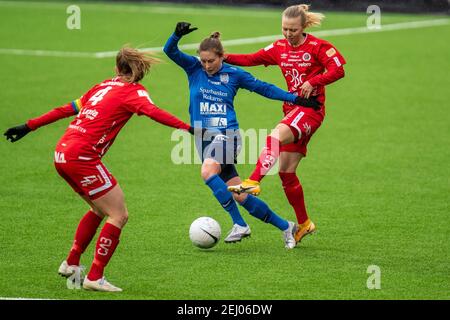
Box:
[294,95,321,110]
[299,81,314,98]
[4,124,31,142]
[175,22,198,37]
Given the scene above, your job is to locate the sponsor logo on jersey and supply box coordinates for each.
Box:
[302,53,311,62]
[281,62,294,67]
[200,87,228,97]
[326,47,337,57]
[200,102,227,115]
[200,87,227,102]
[285,69,306,89]
[220,73,229,84]
[297,62,312,68]
[68,124,86,133]
[207,79,221,85]
[280,53,288,59]
[54,151,66,164]
[309,41,318,46]
[81,108,99,120]
[204,117,227,128]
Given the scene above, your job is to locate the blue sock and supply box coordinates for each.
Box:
[205,175,247,227]
[240,195,288,231]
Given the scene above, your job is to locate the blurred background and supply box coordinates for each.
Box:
[112,0,450,13]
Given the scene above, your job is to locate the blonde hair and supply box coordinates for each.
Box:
[197,32,224,57]
[283,4,325,29]
[116,46,161,83]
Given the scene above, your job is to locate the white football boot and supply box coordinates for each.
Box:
[283,221,298,249]
[224,224,251,243]
[58,260,85,289]
[58,260,85,278]
[83,277,123,292]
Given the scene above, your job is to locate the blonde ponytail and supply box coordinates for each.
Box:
[116,46,161,83]
[283,4,325,29]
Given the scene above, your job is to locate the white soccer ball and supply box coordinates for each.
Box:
[189,217,221,249]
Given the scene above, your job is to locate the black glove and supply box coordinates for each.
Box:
[175,22,198,37]
[4,124,31,142]
[294,95,321,111]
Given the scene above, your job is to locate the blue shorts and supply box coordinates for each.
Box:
[195,129,242,182]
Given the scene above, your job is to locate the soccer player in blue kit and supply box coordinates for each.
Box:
[164,22,319,248]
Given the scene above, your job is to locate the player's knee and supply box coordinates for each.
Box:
[279,172,299,188]
[117,215,128,228]
[90,207,105,218]
[274,123,298,144]
[121,211,129,226]
[201,159,220,181]
[111,209,128,228]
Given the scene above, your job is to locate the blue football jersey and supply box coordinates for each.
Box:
[164,33,298,131]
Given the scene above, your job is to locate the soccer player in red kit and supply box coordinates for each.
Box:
[4,47,192,292]
[227,4,346,246]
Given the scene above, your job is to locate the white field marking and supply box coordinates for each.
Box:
[0,297,60,300]
[0,18,448,59]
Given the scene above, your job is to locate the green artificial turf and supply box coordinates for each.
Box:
[0,1,449,300]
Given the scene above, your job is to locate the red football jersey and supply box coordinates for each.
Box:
[27,77,190,160]
[226,34,346,115]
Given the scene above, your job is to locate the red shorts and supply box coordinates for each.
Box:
[280,107,323,156]
[54,156,117,200]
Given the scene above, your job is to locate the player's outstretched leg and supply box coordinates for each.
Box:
[227,135,280,196]
[229,124,297,196]
[204,173,251,243]
[224,223,251,243]
[227,178,261,196]
[294,219,316,244]
[283,221,298,249]
[234,190,297,249]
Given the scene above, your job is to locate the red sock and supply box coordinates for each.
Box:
[87,223,122,281]
[279,172,309,224]
[249,135,281,182]
[66,210,103,266]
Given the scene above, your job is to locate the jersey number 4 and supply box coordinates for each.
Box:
[88,86,113,106]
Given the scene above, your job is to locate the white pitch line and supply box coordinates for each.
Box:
[0,297,60,300]
[0,18,448,59]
